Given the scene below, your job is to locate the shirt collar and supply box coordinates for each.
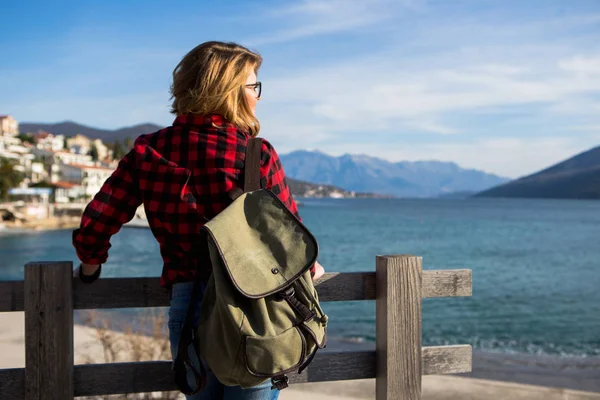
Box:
[173,113,233,129]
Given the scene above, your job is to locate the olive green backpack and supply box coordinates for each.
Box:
[174,138,328,394]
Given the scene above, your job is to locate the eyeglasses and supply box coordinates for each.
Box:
[245,81,262,98]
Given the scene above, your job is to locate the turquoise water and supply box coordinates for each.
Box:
[1,198,599,357]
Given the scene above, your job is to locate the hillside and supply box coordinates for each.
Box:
[280,150,508,198]
[475,145,600,199]
[19,120,508,198]
[286,178,390,199]
[20,121,162,143]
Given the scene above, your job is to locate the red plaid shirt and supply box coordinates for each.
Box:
[72,114,302,287]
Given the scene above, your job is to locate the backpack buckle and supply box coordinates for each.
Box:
[276,286,295,300]
[271,375,289,390]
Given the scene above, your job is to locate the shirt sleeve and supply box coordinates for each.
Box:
[72,149,142,264]
[260,141,315,274]
[260,139,302,222]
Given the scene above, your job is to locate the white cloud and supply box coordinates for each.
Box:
[559,56,600,75]
[564,124,600,132]
[259,51,600,145]
[248,0,417,45]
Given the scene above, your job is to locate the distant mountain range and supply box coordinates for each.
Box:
[20,120,509,198]
[279,150,508,198]
[475,145,600,200]
[20,121,162,143]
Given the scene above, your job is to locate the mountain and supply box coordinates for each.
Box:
[475,145,600,200]
[280,150,508,198]
[20,121,162,143]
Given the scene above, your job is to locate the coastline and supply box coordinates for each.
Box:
[0,216,80,234]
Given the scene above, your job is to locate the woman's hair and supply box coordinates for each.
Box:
[170,41,263,136]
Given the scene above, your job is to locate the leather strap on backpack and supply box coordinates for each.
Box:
[173,137,263,395]
[244,137,263,192]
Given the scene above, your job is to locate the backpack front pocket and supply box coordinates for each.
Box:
[244,326,307,377]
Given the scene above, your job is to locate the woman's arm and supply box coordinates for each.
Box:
[72,149,142,281]
[260,140,301,220]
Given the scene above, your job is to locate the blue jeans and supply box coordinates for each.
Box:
[168,282,280,400]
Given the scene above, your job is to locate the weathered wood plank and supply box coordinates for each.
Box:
[71,270,470,310]
[0,269,472,312]
[315,272,376,302]
[0,280,24,312]
[73,277,169,310]
[423,345,472,375]
[423,269,472,298]
[25,261,74,400]
[74,361,175,396]
[0,346,472,397]
[376,255,423,400]
[0,368,24,398]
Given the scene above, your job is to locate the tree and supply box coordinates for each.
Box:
[0,158,24,201]
[17,133,35,145]
[64,136,70,150]
[124,136,133,151]
[113,140,125,161]
[90,144,99,161]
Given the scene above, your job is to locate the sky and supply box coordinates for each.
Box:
[1,0,600,178]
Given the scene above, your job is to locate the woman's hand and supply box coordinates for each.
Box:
[73,263,102,283]
[311,261,325,281]
[81,263,100,275]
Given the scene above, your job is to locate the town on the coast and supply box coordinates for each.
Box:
[0,114,143,231]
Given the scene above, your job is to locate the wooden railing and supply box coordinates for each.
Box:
[0,256,472,399]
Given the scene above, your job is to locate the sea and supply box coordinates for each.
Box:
[1,197,599,359]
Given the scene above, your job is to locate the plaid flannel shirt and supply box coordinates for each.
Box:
[72,113,302,287]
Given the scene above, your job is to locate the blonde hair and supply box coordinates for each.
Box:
[170,41,262,136]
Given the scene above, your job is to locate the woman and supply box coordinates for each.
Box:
[72,41,325,400]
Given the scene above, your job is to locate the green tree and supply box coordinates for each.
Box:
[113,140,125,161]
[0,158,24,201]
[90,144,99,161]
[64,136,70,150]
[17,133,35,145]
[124,136,133,151]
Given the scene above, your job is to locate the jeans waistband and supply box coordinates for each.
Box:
[170,281,195,297]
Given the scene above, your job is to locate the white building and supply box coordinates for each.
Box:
[35,132,66,152]
[67,134,92,155]
[31,148,94,182]
[0,115,19,136]
[57,163,114,198]
[52,181,86,203]
[93,138,111,161]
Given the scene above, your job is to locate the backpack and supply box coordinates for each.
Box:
[173,138,328,394]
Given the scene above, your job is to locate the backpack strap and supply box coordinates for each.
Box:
[173,136,263,395]
[244,137,263,192]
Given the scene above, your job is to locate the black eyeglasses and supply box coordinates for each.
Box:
[245,81,262,98]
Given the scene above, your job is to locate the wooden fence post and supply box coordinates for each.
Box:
[25,261,74,400]
[376,255,423,400]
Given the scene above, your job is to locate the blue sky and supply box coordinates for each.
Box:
[1,0,600,178]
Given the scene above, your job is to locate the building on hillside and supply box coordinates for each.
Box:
[29,161,48,184]
[0,135,48,185]
[67,134,92,155]
[34,131,66,152]
[31,148,94,181]
[0,115,18,136]
[57,163,114,198]
[50,181,86,203]
[0,138,35,177]
[92,138,111,161]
